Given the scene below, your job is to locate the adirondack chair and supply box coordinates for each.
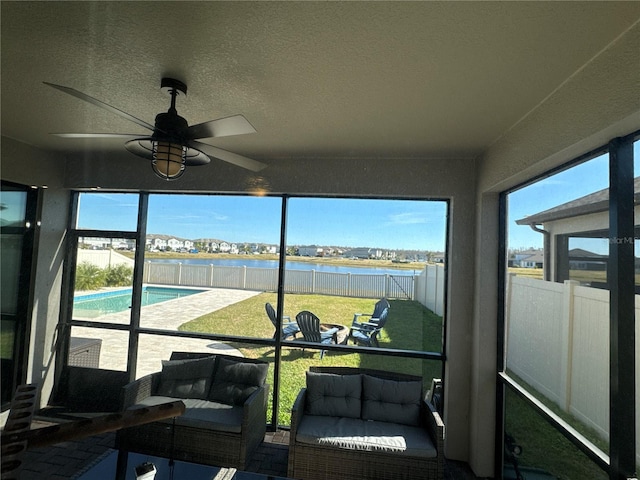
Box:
[349,306,390,347]
[295,310,339,359]
[351,298,390,330]
[265,303,300,340]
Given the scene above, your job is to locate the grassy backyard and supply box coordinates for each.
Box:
[179,292,443,425]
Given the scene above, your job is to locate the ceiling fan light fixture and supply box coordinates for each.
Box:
[152,140,186,180]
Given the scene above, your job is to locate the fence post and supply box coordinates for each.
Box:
[177,263,182,286]
[243,266,247,289]
[209,264,214,287]
[311,270,316,294]
[347,273,351,297]
[560,280,579,412]
[385,274,389,298]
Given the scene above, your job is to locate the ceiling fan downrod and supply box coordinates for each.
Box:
[160,77,187,114]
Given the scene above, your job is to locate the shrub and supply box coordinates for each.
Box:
[105,264,133,287]
[75,262,106,291]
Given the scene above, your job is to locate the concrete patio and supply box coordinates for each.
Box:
[72,287,261,377]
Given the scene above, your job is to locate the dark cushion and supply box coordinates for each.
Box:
[361,374,422,426]
[305,371,362,419]
[156,355,215,399]
[208,356,268,406]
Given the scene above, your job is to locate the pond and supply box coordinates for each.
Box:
[146,258,419,276]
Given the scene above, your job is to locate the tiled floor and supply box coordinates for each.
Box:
[15,420,481,479]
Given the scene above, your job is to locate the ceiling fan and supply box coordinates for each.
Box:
[44,78,266,180]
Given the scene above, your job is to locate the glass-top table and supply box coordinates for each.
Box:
[76,450,292,480]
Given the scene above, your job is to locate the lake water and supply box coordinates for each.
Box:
[146,257,419,276]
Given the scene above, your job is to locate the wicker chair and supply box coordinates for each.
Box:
[288,366,445,480]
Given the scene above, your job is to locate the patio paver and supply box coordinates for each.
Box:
[72,287,261,377]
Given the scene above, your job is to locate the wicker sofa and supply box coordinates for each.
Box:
[288,367,445,480]
[115,352,269,470]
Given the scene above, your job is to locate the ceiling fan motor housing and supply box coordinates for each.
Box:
[153,111,189,143]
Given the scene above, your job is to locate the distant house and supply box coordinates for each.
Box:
[146,236,168,251]
[344,247,382,259]
[167,238,183,251]
[298,245,322,257]
[431,252,445,263]
[512,249,544,268]
[568,248,607,271]
[219,242,231,253]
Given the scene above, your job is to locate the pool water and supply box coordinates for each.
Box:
[73,286,205,318]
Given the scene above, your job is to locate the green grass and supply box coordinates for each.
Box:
[505,388,608,479]
[179,292,443,425]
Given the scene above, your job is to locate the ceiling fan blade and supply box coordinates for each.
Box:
[51,133,145,138]
[187,114,256,140]
[190,141,267,172]
[44,82,156,132]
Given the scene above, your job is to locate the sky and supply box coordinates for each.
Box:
[77,194,448,251]
[76,141,639,253]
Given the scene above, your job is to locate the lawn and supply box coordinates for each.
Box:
[179,292,444,425]
[505,388,608,480]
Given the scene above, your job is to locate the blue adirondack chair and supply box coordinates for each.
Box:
[265,303,300,340]
[350,298,390,331]
[349,306,389,347]
[295,310,339,359]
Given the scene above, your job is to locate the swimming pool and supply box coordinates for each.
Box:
[73,286,206,318]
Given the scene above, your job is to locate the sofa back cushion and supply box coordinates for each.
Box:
[305,371,362,419]
[157,355,216,399]
[208,356,268,406]
[361,374,422,426]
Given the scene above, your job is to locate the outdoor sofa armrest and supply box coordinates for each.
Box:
[242,383,269,429]
[289,388,307,438]
[121,372,160,409]
[422,399,445,470]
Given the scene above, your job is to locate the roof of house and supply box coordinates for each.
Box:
[516,177,640,226]
[518,252,544,263]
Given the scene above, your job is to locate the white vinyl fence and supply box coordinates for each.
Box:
[414,264,445,316]
[76,249,445,312]
[76,249,134,269]
[142,262,425,301]
[506,274,640,463]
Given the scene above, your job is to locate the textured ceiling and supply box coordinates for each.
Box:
[2,1,640,169]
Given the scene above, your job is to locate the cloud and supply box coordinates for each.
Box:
[386,212,428,225]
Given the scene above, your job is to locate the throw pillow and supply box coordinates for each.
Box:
[361,374,422,426]
[208,357,268,406]
[156,355,215,399]
[304,371,362,419]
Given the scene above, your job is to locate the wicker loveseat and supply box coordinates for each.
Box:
[115,352,269,470]
[288,367,445,480]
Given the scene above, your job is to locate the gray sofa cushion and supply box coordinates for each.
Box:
[157,355,216,399]
[208,356,268,406]
[296,415,437,458]
[132,396,243,433]
[305,371,362,419]
[361,374,422,426]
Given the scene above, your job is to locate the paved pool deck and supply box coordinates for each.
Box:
[72,287,261,377]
